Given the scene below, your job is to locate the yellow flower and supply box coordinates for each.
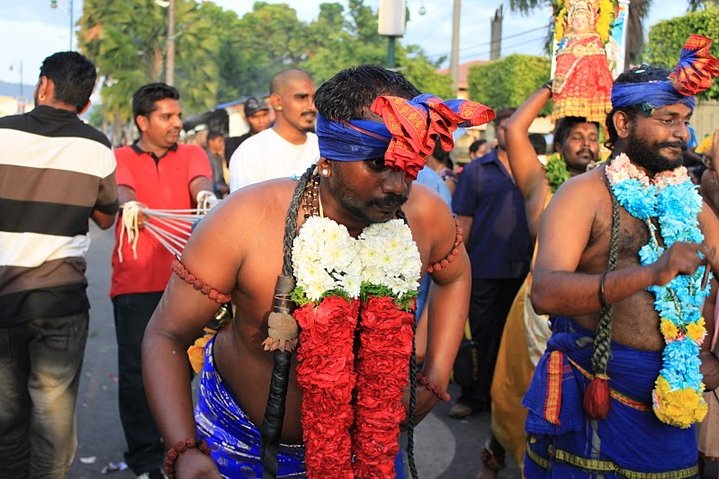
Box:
[653,376,707,428]
[686,317,707,344]
[187,330,215,374]
[659,319,679,340]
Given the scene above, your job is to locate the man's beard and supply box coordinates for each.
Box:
[330,165,408,224]
[624,130,686,174]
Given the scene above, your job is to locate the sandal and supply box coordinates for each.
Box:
[480,438,506,472]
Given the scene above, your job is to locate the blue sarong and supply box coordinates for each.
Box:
[522,317,699,478]
[195,337,306,478]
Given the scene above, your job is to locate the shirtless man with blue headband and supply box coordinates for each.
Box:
[523,35,719,477]
[141,65,494,479]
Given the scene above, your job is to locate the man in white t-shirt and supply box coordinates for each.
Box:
[229,69,318,191]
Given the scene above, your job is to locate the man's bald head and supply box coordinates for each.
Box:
[271,69,313,95]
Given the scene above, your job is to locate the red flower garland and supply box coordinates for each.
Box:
[295,296,360,479]
[354,296,415,478]
[294,294,415,478]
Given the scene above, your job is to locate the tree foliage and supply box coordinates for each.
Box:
[467,54,550,111]
[78,0,454,142]
[78,0,219,129]
[643,6,719,99]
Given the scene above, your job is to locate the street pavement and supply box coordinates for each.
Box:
[67,223,519,479]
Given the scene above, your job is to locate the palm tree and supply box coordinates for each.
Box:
[508,0,716,66]
[78,0,221,144]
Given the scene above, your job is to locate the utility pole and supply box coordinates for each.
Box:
[449,0,461,95]
[166,0,175,86]
[490,5,503,60]
[69,0,74,50]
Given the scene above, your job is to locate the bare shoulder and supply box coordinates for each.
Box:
[403,183,456,264]
[180,179,297,290]
[404,182,454,230]
[554,166,606,199]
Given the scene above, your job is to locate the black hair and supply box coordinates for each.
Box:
[207,130,224,142]
[432,140,453,168]
[39,51,97,113]
[132,82,180,129]
[494,108,517,127]
[529,133,547,155]
[469,138,487,154]
[553,116,599,151]
[605,65,670,149]
[314,64,421,121]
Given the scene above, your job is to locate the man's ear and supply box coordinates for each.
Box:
[270,92,282,112]
[318,157,332,177]
[613,110,632,139]
[136,114,149,132]
[36,76,50,103]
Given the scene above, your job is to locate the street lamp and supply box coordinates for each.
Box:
[9,62,25,113]
[378,0,406,69]
[50,0,74,50]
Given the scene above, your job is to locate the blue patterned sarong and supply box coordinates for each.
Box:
[195,337,306,478]
[522,317,699,478]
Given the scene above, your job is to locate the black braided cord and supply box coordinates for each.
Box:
[590,172,622,377]
[260,166,314,479]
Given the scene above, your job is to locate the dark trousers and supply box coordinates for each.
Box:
[112,292,164,475]
[0,312,89,479]
[458,277,525,410]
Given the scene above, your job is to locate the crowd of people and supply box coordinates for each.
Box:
[1,30,719,479]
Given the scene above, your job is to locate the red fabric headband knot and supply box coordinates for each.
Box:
[370,94,495,179]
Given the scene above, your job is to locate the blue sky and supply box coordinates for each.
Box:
[0,0,688,86]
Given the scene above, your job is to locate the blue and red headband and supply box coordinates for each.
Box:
[316,94,495,179]
[611,34,719,111]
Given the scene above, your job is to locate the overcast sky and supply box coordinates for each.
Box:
[0,0,688,87]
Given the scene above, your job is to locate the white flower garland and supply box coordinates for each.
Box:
[292,216,421,302]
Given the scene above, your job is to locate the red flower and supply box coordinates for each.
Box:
[294,290,415,478]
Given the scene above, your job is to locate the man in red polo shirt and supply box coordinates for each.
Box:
[110,82,213,479]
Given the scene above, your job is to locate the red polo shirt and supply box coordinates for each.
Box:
[110,143,211,298]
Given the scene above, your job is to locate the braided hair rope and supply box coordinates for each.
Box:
[260,166,314,479]
[585,172,621,418]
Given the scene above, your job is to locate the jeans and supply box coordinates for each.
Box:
[112,292,165,475]
[0,312,89,479]
[458,277,525,410]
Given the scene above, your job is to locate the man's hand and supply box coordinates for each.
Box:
[120,201,149,229]
[651,242,717,286]
[400,384,440,429]
[174,449,222,479]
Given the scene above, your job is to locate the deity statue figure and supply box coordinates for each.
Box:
[551,0,615,122]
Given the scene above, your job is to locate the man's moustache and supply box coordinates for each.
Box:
[657,141,687,151]
[576,148,596,160]
[374,195,408,209]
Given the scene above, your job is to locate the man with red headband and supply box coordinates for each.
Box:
[141,65,494,479]
[523,35,719,477]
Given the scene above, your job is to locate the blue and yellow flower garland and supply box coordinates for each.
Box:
[606,154,709,428]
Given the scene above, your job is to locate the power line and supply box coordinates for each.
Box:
[424,21,551,60]
[459,34,548,61]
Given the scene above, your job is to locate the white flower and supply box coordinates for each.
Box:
[292,216,421,301]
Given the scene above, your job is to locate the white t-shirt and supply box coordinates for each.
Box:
[229,128,319,191]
